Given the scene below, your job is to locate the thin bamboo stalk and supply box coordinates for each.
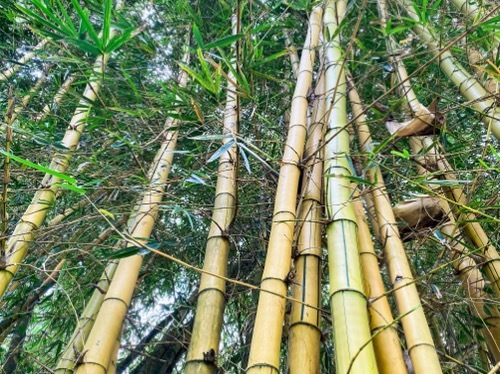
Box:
[323,1,378,372]
[0,46,112,299]
[396,0,500,140]
[0,39,48,82]
[288,68,325,374]
[408,137,500,363]
[185,14,239,374]
[285,31,300,79]
[246,7,322,373]
[414,137,500,298]
[73,46,190,373]
[36,74,76,121]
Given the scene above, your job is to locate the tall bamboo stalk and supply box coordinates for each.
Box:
[0,45,112,299]
[347,76,408,373]
[407,137,500,363]
[288,67,325,374]
[0,39,48,82]
[322,1,378,372]
[185,14,239,374]
[396,0,500,140]
[246,7,322,373]
[73,45,190,373]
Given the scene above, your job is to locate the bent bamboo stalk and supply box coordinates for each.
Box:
[414,136,500,298]
[246,7,322,373]
[73,47,190,373]
[323,1,378,372]
[185,14,239,374]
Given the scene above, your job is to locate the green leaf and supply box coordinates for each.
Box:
[102,0,113,48]
[71,0,101,50]
[193,23,204,48]
[204,34,244,50]
[178,62,215,94]
[0,150,76,184]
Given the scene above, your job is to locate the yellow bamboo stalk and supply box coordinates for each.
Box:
[348,76,407,373]
[0,39,48,82]
[414,137,500,298]
[73,47,190,373]
[396,0,500,140]
[185,15,239,374]
[246,7,322,373]
[288,69,325,374]
[0,45,112,299]
[408,138,500,363]
[323,1,378,372]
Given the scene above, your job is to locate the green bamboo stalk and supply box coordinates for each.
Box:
[396,0,500,140]
[73,45,190,373]
[185,14,239,374]
[246,7,322,373]
[323,1,378,372]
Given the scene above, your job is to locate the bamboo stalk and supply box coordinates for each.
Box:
[288,66,325,374]
[246,7,322,373]
[185,14,239,374]
[396,0,500,140]
[347,78,408,374]
[408,137,500,363]
[73,45,190,373]
[323,1,378,372]
[0,39,48,82]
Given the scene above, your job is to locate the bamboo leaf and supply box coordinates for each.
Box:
[204,34,244,50]
[192,23,204,48]
[0,150,76,184]
[101,0,112,48]
[70,0,101,49]
[240,146,251,174]
[178,62,216,93]
[207,139,235,163]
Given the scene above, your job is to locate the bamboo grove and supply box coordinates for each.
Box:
[0,0,499,372]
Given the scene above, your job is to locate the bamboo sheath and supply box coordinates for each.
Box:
[288,69,325,374]
[74,49,190,373]
[0,38,48,82]
[246,7,322,373]
[185,14,239,374]
[348,77,408,374]
[409,137,500,362]
[396,0,500,140]
[0,46,112,299]
[323,1,378,372]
